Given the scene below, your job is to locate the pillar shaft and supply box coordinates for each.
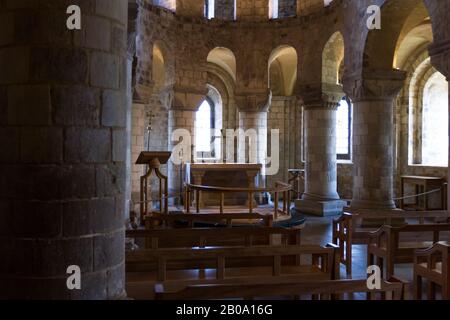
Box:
[168,108,196,196]
[344,69,406,210]
[351,99,396,209]
[0,1,128,299]
[238,111,268,166]
[302,105,339,201]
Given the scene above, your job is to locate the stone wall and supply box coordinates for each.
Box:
[237,0,270,21]
[337,163,353,201]
[267,97,302,188]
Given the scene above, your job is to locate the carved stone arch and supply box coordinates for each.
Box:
[207,62,237,130]
[363,0,428,71]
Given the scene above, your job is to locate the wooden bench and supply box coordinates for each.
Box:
[368,224,450,279]
[414,241,450,300]
[145,212,274,229]
[154,277,407,300]
[333,210,450,275]
[126,226,301,249]
[126,244,340,282]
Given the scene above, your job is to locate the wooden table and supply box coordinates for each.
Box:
[400,175,447,211]
[185,163,262,207]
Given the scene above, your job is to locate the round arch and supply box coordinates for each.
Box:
[268,45,298,96]
[207,47,237,82]
[322,31,345,85]
[363,0,430,70]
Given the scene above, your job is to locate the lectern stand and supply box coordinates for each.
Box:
[136,151,172,224]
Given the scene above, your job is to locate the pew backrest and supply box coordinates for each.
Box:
[368,224,450,249]
[154,278,406,300]
[126,226,301,249]
[127,244,340,281]
[146,213,274,228]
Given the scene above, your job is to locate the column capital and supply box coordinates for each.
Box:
[159,85,174,109]
[170,86,207,111]
[134,83,154,104]
[342,69,406,102]
[299,83,344,110]
[429,40,450,80]
[235,89,272,112]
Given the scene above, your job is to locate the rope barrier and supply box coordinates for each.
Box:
[393,186,445,201]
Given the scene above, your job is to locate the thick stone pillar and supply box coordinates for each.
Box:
[168,90,205,198]
[344,70,406,209]
[0,1,128,299]
[238,111,268,166]
[296,101,346,216]
[235,91,271,178]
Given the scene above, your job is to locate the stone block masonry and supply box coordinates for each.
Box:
[0,0,128,300]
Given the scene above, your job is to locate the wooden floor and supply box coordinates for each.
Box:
[126,214,444,300]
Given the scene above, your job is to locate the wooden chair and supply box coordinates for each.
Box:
[333,210,450,276]
[154,277,407,300]
[367,224,450,279]
[414,241,450,300]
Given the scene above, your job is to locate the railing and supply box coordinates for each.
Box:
[184,181,293,220]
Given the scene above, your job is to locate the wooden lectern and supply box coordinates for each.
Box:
[136,151,172,224]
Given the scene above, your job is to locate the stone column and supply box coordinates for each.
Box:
[238,111,268,166]
[344,70,406,209]
[296,100,346,216]
[168,90,205,200]
[0,1,128,299]
[235,91,271,180]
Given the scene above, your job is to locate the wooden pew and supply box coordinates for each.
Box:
[146,212,274,229]
[154,277,407,300]
[333,213,352,276]
[414,241,450,300]
[367,224,450,279]
[126,244,340,282]
[333,210,450,275]
[126,226,301,249]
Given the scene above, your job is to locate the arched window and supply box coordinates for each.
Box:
[205,0,215,19]
[196,100,215,159]
[421,72,448,166]
[269,0,279,19]
[336,97,352,160]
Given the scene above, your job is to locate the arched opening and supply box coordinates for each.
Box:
[268,45,298,96]
[363,0,425,70]
[322,32,345,85]
[421,72,448,166]
[204,0,215,19]
[322,32,349,161]
[152,0,176,12]
[195,85,223,161]
[269,0,279,19]
[270,1,299,19]
[336,97,352,160]
[152,42,166,91]
[207,47,236,82]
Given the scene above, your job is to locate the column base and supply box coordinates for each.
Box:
[349,199,396,210]
[295,198,347,217]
